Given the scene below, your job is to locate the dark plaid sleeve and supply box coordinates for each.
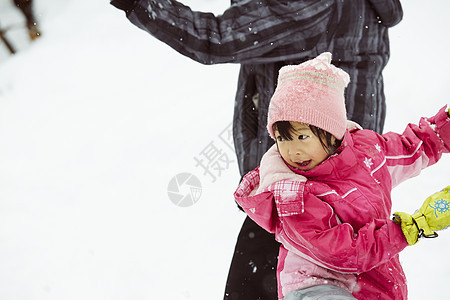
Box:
[110,0,137,13]
[123,0,335,64]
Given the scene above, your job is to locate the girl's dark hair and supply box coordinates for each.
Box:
[273,121,342,155]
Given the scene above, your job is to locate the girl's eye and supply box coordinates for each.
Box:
[298,135,309,140]
[277,136,286,142]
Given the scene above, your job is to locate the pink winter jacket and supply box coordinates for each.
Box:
[234,106,450,299]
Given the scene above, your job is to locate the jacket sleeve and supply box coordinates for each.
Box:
[275,186,408,274]
[380,105,449,187]
[111,0,136,13]
[114,0,335,64]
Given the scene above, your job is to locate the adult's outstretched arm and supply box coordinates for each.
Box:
[111,0,335,64]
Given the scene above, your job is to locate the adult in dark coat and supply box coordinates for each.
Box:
[110,1,403,299]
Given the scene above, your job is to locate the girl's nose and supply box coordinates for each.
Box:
[289,145,302,156]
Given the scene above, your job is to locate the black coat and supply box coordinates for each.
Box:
[112,0,402,176]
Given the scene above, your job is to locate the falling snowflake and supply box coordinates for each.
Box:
[364,157,373,168]
[249,260,258,273]
[429,198,450,218]
[147,5,157,19]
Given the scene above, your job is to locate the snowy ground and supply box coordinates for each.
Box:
[0,0,449,299]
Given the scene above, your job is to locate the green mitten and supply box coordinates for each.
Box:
[393,186,450,245]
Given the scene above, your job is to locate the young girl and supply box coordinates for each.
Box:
[234,52,450,299]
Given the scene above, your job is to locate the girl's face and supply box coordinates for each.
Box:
[274,121,333,171]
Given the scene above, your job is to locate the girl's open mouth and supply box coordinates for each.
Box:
[294,160,311,170]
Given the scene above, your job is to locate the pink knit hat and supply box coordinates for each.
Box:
[267,52,350,140]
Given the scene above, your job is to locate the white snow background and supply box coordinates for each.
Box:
[0,0,449,299]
